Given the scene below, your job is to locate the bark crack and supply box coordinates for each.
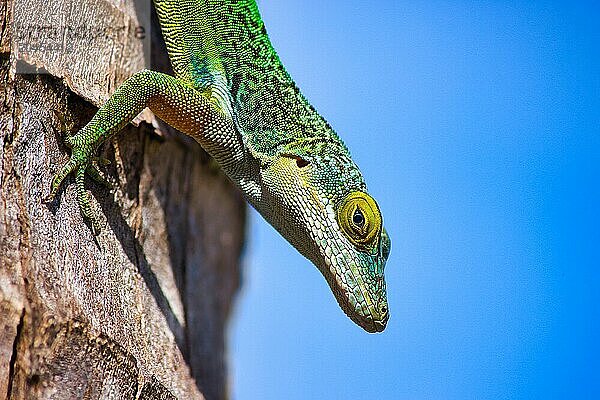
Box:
[6,308,25,400]
[0,0,10,51]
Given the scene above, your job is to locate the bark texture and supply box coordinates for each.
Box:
[0,1,245,399]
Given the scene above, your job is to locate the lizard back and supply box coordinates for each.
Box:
[153,0,347,156]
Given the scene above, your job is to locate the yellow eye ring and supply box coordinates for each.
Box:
[336,191,382,251]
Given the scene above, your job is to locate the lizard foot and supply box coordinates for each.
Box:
[44,141,109,236]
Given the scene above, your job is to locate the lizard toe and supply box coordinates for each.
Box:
[44,158,77,203]
[86,163,112,189]
[76,166,102,235]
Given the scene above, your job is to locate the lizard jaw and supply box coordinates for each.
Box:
[321,252,389,333]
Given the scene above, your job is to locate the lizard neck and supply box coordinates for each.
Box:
[202,1,339,152]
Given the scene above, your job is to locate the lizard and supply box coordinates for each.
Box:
[44,0,391,333]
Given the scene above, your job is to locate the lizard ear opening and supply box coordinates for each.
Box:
[295,157,310,168]
[281,153,310,168]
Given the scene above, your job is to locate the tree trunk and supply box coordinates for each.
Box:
[0,1,245,399]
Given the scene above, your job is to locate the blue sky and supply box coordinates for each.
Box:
[231,1,599,399]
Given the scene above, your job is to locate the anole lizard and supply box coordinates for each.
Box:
[45,0,391,333]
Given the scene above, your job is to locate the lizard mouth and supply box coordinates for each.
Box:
[348,302,389,333]
[330,278,389,333]
[373,310,389,332]
[316,240,389,333]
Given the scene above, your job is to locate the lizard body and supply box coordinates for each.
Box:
[46,0,390,332]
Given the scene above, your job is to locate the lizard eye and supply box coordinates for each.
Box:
[336,191,382,251]
[352,209,365,226]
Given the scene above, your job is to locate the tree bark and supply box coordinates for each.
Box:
[0,1,245,399]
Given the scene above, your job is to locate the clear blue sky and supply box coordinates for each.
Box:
[230,1,599,399]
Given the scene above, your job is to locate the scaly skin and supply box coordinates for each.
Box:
[45,0,391,333]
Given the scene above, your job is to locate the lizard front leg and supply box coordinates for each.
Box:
[45,69,243,234]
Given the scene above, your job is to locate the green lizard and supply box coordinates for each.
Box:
[45,0,391,333]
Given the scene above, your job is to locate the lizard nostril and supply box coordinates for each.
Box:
[380,305,388,315]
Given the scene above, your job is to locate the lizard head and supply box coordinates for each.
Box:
[259,139,390,333]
